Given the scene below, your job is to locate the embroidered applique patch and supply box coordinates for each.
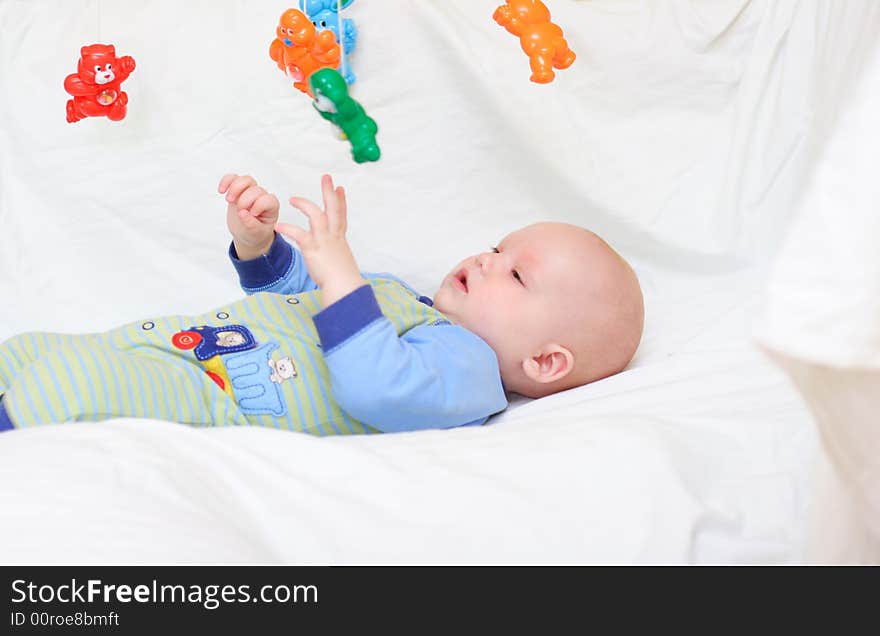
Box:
[171,324,257,361]
[268,356,297,383]
[222,342,288,417]
[202,355,234,397]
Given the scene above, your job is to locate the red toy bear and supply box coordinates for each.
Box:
[493,0,576,84]
[64,44,136,123]
[269,8,340,96]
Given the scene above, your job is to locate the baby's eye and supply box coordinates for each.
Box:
[491,246,499,253]
[513,270,523,285]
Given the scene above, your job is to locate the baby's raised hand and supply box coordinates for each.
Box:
[218,173,280,260]
[275,174,365,307]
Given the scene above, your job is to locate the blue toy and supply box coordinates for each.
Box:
[299,0,358,85]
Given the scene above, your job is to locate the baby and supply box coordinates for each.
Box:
[0,174,643,435]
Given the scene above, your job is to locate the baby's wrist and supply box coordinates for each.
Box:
[319,271,367,308]
[233,234,274,261]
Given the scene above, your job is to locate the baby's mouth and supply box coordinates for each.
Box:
[454,269,468,293]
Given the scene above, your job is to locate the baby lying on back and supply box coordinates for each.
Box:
[0,174,644,434]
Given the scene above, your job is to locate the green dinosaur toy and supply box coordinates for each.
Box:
[309,68,380,164]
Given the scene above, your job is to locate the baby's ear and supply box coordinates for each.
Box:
[522,344,574,385]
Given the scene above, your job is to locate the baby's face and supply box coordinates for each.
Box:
[434,224,576,367]
[433,222,644,395]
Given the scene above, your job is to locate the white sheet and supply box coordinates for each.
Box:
[1,0,874,563]
[757,33,880,562]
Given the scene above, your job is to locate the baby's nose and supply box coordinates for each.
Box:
[477,251,502,275]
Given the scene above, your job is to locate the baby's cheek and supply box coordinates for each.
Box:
[515,315,544,341]
[474,302,513,337]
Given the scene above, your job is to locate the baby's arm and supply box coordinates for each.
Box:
[219,173,280,260]
[220,173,318,295]
[273,174,507,431]
[275,174,365,307]
[315,309,508,432]
[228,232,319,296]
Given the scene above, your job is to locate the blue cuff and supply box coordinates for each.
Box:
[313,284,383,353]
[228,233,293,290]
[0,399,14,432]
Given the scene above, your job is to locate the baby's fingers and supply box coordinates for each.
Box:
[251,193,280,222]
[275,222,308,246]
[335,186,347,233]
[321,174,347,233]
[237,185,266,211]
[217,173,238,194]
[288,196,327,231]
[320,174,337,215]
[224,175,257,203]
[236,208,263,231]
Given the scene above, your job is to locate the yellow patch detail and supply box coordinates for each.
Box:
[202,355,234,397]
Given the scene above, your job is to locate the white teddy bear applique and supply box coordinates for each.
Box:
[268,356,298,384]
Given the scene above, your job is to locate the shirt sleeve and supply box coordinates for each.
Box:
[228,233,318,295]
[312,284,508,433]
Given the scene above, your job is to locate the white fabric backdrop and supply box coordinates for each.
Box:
[0,0,876,563]
[756,33,880,562]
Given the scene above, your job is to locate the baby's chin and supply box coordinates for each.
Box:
[431,295,469,330]
[431,286,453,312]
[431,297,456,323]
[433,287,489,337]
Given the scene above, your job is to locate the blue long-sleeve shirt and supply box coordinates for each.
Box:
[229,234,508,433]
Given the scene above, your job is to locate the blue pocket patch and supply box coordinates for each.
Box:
[222,342,287,417]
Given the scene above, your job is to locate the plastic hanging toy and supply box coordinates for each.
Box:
[64,44,136,123]
[269,8,341,95]
[493,0,576,84]
[309,68,380,163]
[299,0,358,85]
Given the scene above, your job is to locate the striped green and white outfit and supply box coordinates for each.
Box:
[0,278,449,434]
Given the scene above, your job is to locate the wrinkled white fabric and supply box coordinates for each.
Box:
[757,34,880,563]
[0,0,877,563]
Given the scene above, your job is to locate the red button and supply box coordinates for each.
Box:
[172,331,202,350]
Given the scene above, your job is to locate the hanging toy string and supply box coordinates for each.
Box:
[336,0,347,82]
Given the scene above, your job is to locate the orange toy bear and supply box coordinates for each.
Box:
[493,0,576,84]
[64,44,136,123]
[269,8,341,95]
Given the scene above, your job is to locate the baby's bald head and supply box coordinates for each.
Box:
[541,224,644,394]
[434,222,644,398]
